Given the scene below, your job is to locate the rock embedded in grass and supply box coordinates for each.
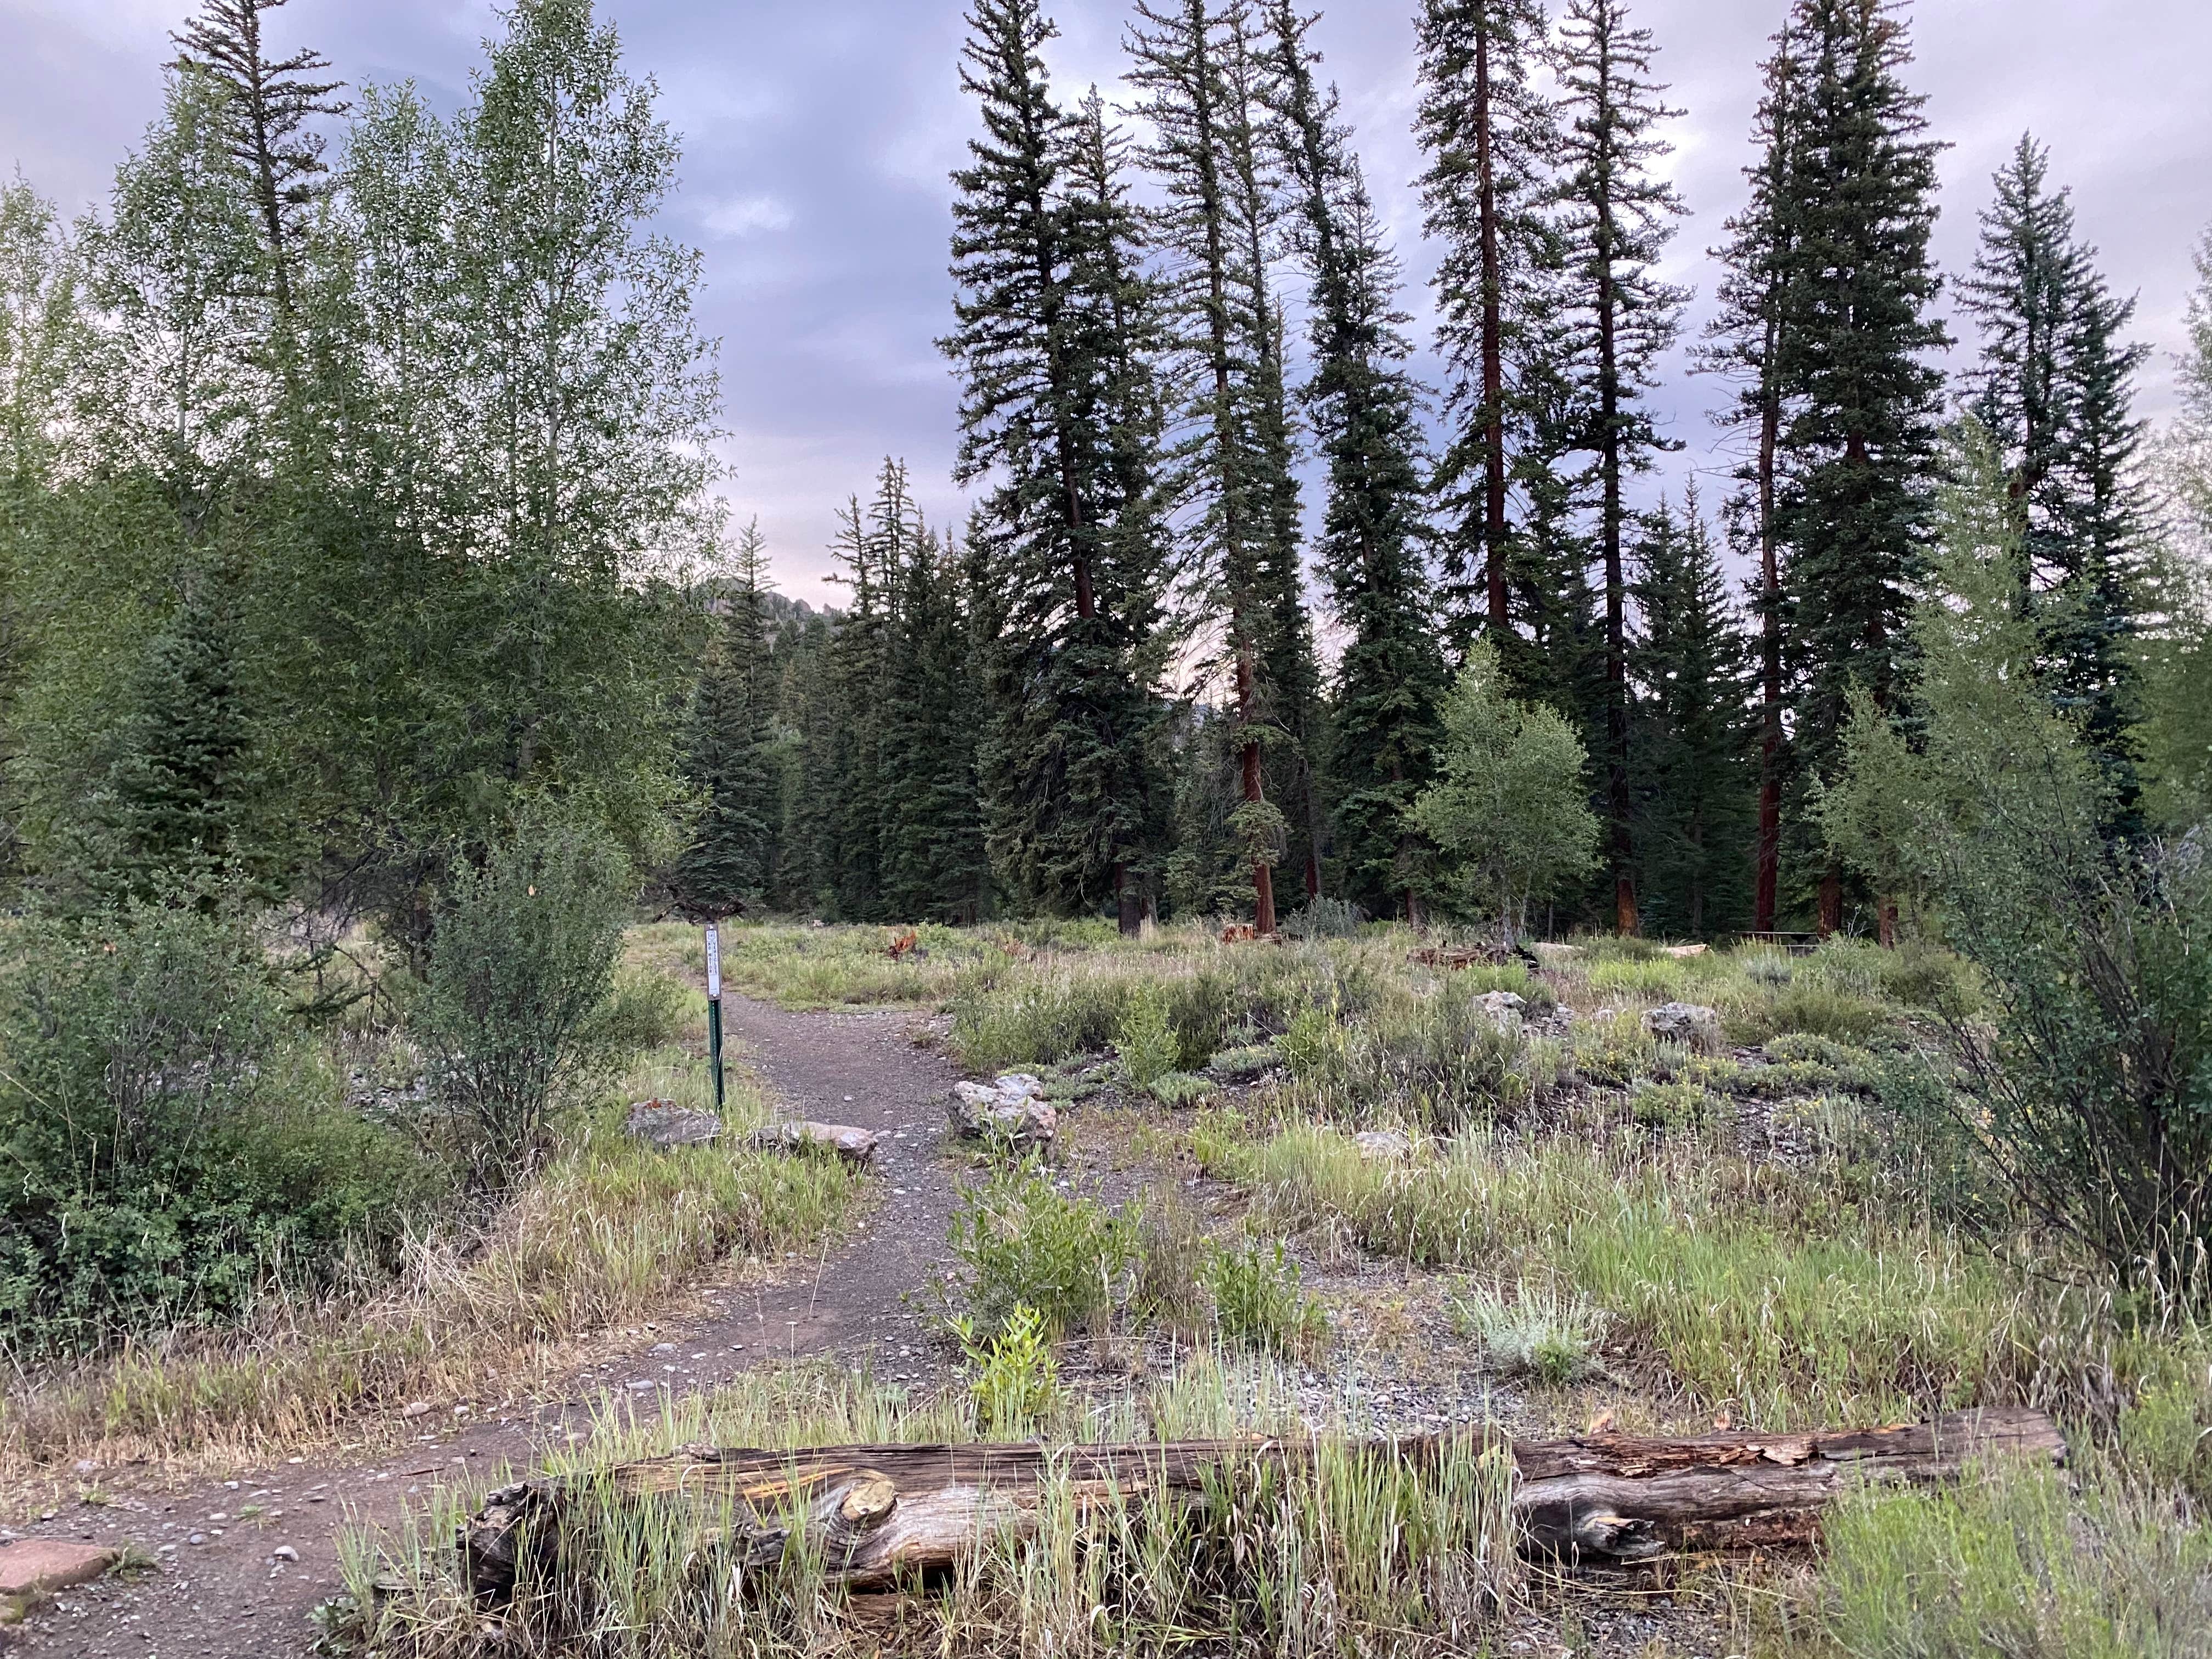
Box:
[948,1080,1058,1152]
[624,1100,723,1149]
[749,1121,882,1166]
[1355,1130,1413,1161]
[1643,1002,1721,1048]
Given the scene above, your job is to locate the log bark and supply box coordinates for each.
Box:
[460,1408,2062,1601]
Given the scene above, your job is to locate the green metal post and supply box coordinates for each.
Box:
[705,921,725,1112]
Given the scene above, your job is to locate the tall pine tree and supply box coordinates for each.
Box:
[1548,0,1686,934]
[1265,1,1443,921]
[1702,13,1803,935]
[1129,0,1317,933]
[670,520,776,920]
[1629,492,1756,937]
[1771,0,1946,934]
[1959,134,2149,834]
[1415,0,1557,654]
[170,0,347,321]
[942,3,1170,929]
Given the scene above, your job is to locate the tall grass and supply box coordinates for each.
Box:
[1204,1119,2032,1426]
[1819,1456,2212,1656]
[630,919,1012,1010]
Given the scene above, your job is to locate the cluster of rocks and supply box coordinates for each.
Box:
[947,1073,1058,1153]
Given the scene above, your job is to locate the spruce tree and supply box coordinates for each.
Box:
[1548,0,1686,934]
[670,520,775,919]
[1771,0,1946,934]
[880,524,991,923]
[1701,14,1804,935]
[1265,1,1444,921]
[1959,135,2149,833]
[1629,493,1756,937]
[942,2,1169,929]
[1129,0,1317,934]
[95,568,262,906]
[1415,0,1557,651]
[170,0,347,318]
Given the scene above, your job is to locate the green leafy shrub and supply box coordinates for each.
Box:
[952,1302,1063,1435]
[1629,1080,1721,1130]
[1204,1043,1280,1084]
[0,904,431,1349]
[1286,983,1556,1133]
[946,1160,1139,1337]
[1115,985,1177,1091]
[1206,1239,1327,1357]
[1278,897,1366,939]
[416,821,635,1189]
[1150,1071,1215,1108]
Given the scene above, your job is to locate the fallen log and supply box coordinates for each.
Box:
[460,1407,2062,1600]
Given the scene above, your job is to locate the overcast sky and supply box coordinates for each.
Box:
[7,0,2211,607]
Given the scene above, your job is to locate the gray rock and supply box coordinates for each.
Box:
[1644,1002,1722,1048]
[1474,990,1527,1029]
[1355,1129,1413,1161]
[750,1120,882,1166]
[625,1099,723,1149]
[947,1089,1058,1153]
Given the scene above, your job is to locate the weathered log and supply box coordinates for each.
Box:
[459,1408,2062,1601]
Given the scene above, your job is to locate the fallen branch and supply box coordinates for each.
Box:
[460,1407,2062,1600]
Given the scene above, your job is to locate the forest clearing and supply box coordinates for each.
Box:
[4,0,2212,1652]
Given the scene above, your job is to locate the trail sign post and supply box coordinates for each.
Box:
[704,922,725,1113]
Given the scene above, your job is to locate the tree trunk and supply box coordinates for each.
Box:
[1236,645,1277,936]
[1476,22,1509,634]
[461,1409,2063,1601]
[1115,860,1141,938]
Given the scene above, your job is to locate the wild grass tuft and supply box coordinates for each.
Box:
[1819,1456,2212,1657]
[1451,1280,1609,1385]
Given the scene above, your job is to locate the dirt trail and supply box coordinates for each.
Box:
[2,999,963,1658]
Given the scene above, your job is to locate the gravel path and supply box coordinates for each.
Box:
[1,998,962,1659]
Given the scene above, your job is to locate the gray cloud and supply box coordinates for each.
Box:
[5,0,2208,607]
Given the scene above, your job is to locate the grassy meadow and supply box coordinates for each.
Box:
[340,916,2212,1657]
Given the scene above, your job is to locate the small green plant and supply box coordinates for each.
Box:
[1450,1280,1609,1386]
[1206,1239,1327,1357]
[1276,1003,1344,1079]
[1150,1071,1216,1108]
[1278,896,1366,939]
[951,1302,1063,1435]
[1629,1080,1721,1131]
[417,818,636,1189]
[946,1160,1139,1337]
[1115,985,1178,1091]
[1204,1043,1280,1084]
